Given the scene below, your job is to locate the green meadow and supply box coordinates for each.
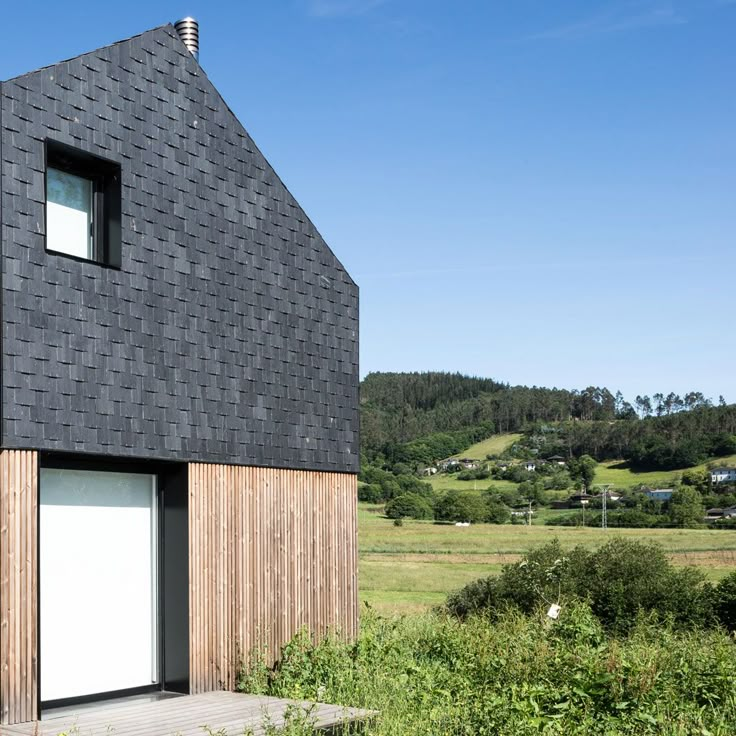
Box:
[358,504,736,614]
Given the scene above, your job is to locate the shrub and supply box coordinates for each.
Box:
[544,509,663,528]
[239,608,736,735]
[445,576,500,618]
[384,492,433,520]
[434,489,488,523]
[715,571,736,631]
[358,483,383,503]
[669,486,706,528]
[491,539,587,616]
[485,498,511,524]
[447,538,715,633]
[577,539,713,632]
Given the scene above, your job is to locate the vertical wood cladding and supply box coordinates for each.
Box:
[188,464,358,693]
[0,450,38,725]
[0,25,358,472]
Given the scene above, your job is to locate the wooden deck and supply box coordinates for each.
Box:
[1,691,376,735]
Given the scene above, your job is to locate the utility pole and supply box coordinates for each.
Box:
[602,486,607,530]
[528,498,533,526]
[595,484,613,530]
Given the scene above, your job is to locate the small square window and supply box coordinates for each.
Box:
[45,141,122,267]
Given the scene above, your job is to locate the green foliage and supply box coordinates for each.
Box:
[358,465,433,504]
[682,467,711,491]
[630,436,708,471]
[545,509,664,528]
[457,467,490,480]
[669,486,706,528]
[517,478,547,504]
[486,497,511,524]
[715,571,736,631]
[575,540,713,633]
[384,493,434,520]
[434,489,488,523]
[447,538,715,633]
[443,576,500,618]
[239,609,736,735]
[521,406,736,470]
[360,373,736,479]
[361,371,624,458]
[392,423,495,467]
[358,483,384,503]
[567,454,597,491]
[498,464,535,483]
[545,468,572,490]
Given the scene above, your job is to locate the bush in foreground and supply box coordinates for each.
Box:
[239,606,736,735]
[715,570,736,631]
[446,538,717,632]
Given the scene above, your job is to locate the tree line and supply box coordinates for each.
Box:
[361,372,634,456]
[525,406,736,469]
[361,372,734,471]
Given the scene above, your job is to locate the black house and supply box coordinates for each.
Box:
[0,19,359,724]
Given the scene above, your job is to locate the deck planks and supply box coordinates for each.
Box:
[2,691,375,736]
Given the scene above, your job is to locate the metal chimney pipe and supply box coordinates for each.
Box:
[174,17,199,60]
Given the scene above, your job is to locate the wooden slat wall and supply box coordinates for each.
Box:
[0,450,38,725]
[188,465,358,693]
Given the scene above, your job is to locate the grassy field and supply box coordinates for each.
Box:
[358,503,736,614]
[451,432,522,460]
[595,453,736,488]
[428,453,736,494]
[426,473,517,493]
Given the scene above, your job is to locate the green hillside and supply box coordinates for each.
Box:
[451,432,522,460]
[428,474,517,494]
[428,453,736,494]
[595,454,736,489]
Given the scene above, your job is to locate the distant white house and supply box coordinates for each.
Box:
[596,490,623,502]
[438,458,480,471]
[644,488,674,502]
[711,468,736,484]
[524,461,536,472]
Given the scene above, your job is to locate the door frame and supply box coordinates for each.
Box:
[37,453,189,713]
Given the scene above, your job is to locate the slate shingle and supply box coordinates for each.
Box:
[0,25,359,472]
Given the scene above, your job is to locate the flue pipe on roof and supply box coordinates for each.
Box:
[174,17,199,59]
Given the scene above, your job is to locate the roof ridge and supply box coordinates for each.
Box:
[1,23,176,84]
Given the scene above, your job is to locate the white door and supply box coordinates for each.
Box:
[40,468,158,702]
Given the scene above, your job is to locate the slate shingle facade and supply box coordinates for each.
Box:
[0,25,359,472]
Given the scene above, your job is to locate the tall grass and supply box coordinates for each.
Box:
[239,605,736,735]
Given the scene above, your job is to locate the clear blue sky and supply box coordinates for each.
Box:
[2,1,734,402]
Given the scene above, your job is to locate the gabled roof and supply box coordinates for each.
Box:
[3,23,356,288]
[0,23,359,470]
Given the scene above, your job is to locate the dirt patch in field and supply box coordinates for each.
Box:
[669,550,736,568]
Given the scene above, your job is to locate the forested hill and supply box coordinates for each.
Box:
[360,371,736,470]
[361,371,631,451]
